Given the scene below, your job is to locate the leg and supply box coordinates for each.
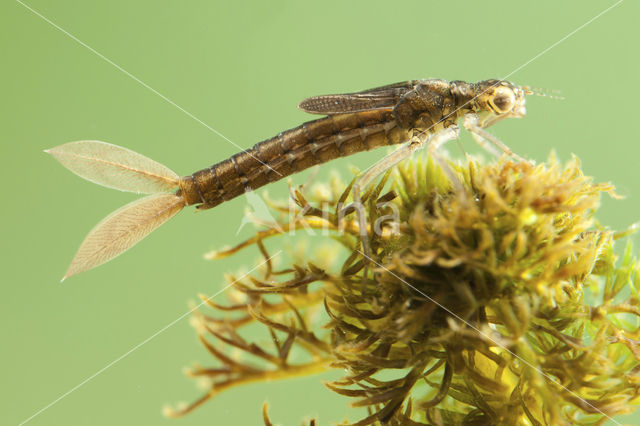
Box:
[462,126,500,158]
[356,132,429,192]
[426,125,462,191]
[356,125,460,195]
[462,113,529,164]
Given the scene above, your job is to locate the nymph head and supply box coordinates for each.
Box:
[474,80,527,127]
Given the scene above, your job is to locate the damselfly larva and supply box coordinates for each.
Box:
[48,79,533,279]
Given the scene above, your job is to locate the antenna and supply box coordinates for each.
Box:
[520,85,565,100]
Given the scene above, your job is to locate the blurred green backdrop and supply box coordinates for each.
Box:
[2,0,639,424]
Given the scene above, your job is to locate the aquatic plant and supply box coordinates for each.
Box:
[166,152,640,425]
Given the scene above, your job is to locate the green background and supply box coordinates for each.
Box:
[2,0,639,424]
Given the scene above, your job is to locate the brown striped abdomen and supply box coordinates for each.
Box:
[178,110,409,209]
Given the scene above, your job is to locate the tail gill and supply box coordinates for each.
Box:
[46,140,185,280]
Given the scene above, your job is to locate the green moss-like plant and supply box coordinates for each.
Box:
[166,152,640,425]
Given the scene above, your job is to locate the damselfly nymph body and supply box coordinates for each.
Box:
[47,79,530,278]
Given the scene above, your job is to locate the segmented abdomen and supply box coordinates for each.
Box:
[179,109,409,209]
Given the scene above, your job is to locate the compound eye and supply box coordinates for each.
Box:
[490,89,516,113]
